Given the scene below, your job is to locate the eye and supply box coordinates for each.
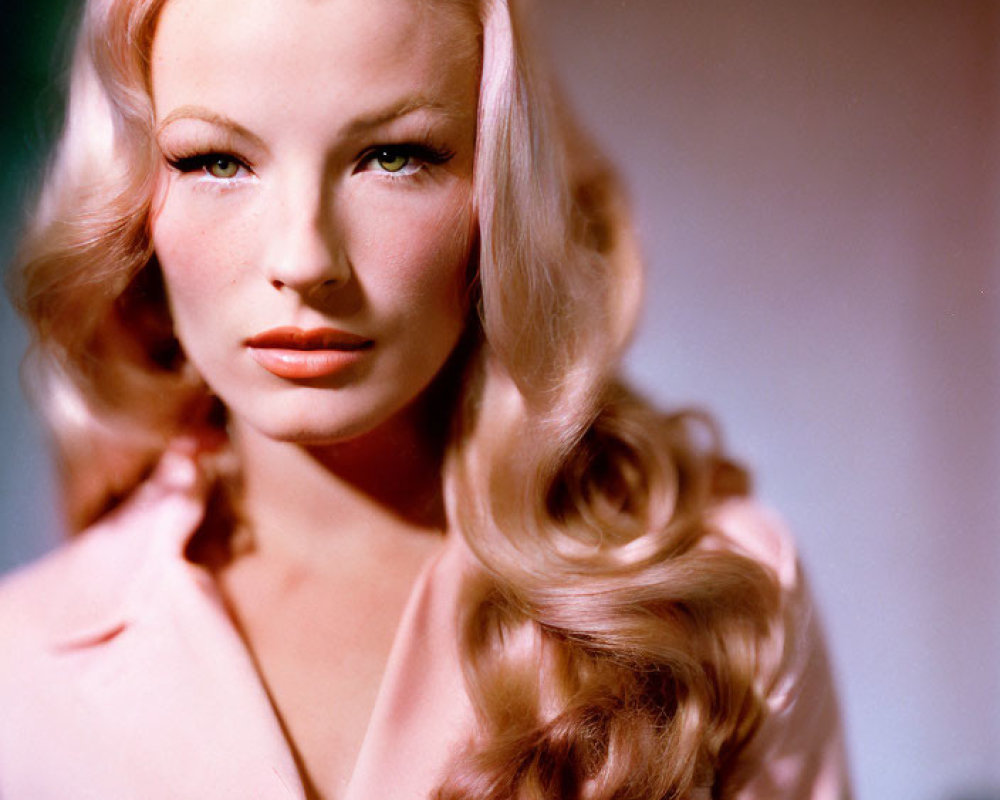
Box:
[167,152,251,181]
[375,149,410,173]
[357,144,454,177]
[206,156,241,179]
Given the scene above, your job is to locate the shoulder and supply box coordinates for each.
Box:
[704,498,853,798]
[0,450,208,666]
[0,522,135,655]
[703,497,821,701]
[701,497,817,700]
[706,496,799,590]
[0,453,210,791]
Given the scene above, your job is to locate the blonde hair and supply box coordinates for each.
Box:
[11,0,202,527]
[10,0,780,795]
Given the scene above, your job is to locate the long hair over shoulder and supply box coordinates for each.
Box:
[9,0,781,796]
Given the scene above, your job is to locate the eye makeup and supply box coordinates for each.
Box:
[355,142,456,178]
[166,152,251,179]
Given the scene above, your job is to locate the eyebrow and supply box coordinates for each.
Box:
[155,96,470,147]
[341,96,470,137]
[156,106,268,150]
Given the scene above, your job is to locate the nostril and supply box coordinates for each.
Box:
[271,279,285,290]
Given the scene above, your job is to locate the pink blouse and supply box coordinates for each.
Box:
[0,452,850,798]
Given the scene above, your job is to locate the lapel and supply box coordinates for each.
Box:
[35,454,308,799]
[30,450,477,800]
[343,534,477,800]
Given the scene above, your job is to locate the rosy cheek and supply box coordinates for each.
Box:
[360,192,472,285]
[155,200,254,291]
[374,237,468,319]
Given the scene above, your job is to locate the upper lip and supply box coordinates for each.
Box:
[245,326,373,351]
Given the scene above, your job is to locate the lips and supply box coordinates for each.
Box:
[246,326,372,350]
[246,326,373,379]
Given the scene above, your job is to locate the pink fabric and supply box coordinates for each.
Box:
[0,454,850,798]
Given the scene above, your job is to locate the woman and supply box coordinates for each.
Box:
[0,0,850,797]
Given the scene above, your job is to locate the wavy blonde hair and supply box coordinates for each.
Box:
[10,0,780,796]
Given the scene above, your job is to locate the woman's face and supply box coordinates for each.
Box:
[150,0,479,445]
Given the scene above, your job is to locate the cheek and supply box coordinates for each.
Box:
[350,188,474,318]
[151,192,256,317]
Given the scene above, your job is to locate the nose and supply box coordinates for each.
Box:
[264,174,349,297]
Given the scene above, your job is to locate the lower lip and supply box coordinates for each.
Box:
[248,347,368,379]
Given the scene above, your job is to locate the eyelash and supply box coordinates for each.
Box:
[355,143,455,177]
[167,153,251,182]
[165,143,455,182]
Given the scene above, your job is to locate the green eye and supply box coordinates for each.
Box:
[207,157,240,179]
[376,150,410,173]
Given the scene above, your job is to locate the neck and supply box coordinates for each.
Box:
[227,406,447,567]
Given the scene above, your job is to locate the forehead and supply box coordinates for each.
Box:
[151,0,480,121]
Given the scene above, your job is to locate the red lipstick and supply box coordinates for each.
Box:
[246,326,372,379]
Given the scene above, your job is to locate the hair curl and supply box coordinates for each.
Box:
[9,0,781,796]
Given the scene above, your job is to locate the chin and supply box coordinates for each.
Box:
[208,354,459,449]
[242,411,383,446]
[231,391,417,448]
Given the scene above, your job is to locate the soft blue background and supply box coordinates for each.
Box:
[2,2,998,798]
[0,2,65,567]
